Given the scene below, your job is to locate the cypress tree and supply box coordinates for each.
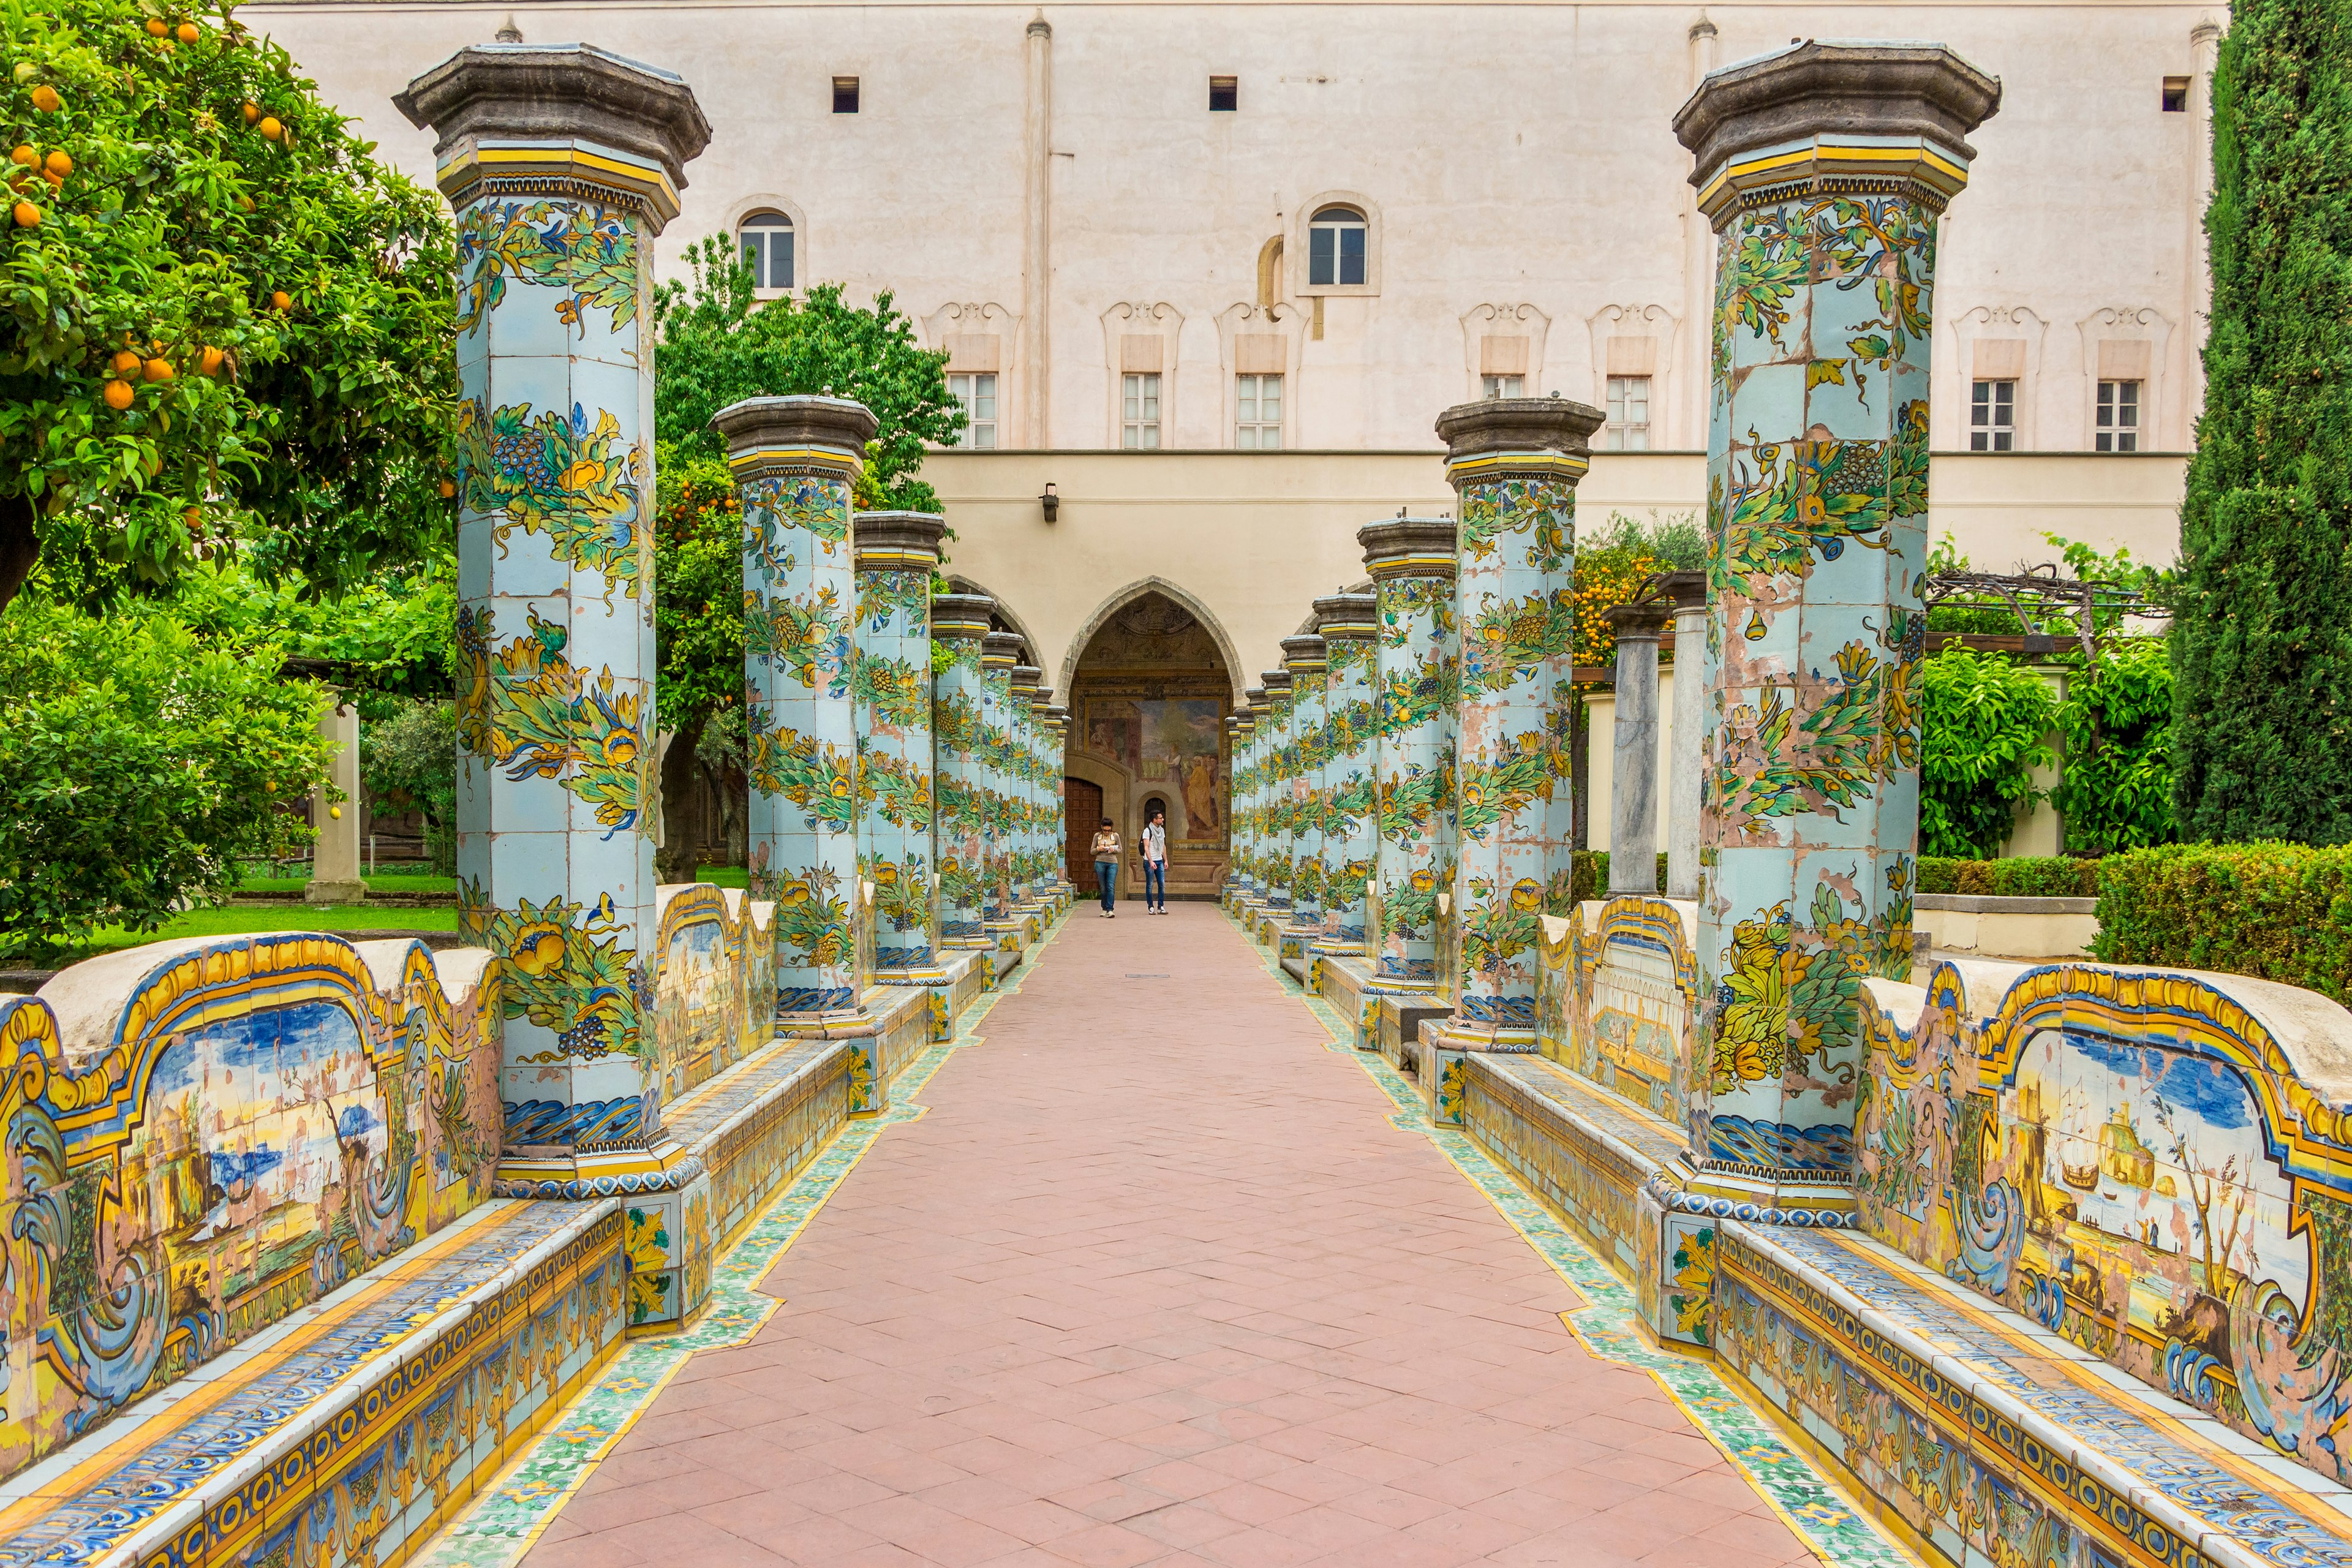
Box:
[2171,0,2352,842]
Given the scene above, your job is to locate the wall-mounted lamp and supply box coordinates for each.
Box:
[1039,482,1060,524]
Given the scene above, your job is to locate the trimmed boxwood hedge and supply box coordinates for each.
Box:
[1916,856,2103,899]
[2092,843,2352,1005]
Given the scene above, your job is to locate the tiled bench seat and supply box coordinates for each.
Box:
[1719,1223,2352,1568]
[0,1197,624,1568]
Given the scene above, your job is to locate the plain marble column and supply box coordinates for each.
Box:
[1660,569,1708,900]
[1605,601,1668,895]
[306,703,364,903]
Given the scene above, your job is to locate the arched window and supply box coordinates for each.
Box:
[738,211,794,292]
[1308,206,1366,288]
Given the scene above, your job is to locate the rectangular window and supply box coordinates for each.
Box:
[1209,75,1237,111]
[832,75,859,113]
[1236,374,1282,448]
[949,372,997,449]
[1604,375,1651,451]
[1122,372,1161,449]
[2163,75,2190,111]
[1308,223,1366,287]
[1969,379,2016,451]
[2096,380,2141,452]
[1480,374,1524,400]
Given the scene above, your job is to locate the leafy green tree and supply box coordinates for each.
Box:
[648,244,963,874]
[172,552,455,698]
[2057,637,2176,853]
[0,0,456,614]
[1918,648,2059,858]
[361,698,456,873]
[0,592,330,959]
[2171,0,2352,842]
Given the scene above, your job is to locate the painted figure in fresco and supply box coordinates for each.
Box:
[1182,752,1223,836]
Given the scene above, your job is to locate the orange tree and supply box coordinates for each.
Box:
[0,0,456,611]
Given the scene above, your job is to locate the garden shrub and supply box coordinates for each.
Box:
[1570,850,1669,903]
[2094,843,2352,1004]
[2057,638,2175,853]
[1917,856,2102,899]
[0,596,330,960]
[362,699,458,875]
[1919,649,2059,858]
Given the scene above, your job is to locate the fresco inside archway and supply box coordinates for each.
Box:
[1068,594,1231,894]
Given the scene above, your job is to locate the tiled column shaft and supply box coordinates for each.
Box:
[1240,692,1267,892]
[1224,713,1248,895]
[1259,669,1294,910]
[1047,705,1071,895]
[1281,636,1329,931]
[1009,666,1044,903]
[1436,400,1601,1050]
[1660,570,1708,900]
[931,594,996,949]
[1360,519,1459,987]
[853,511,946,973]
[719,395,879,1024]
[1030,688,1056,899]
[401,45,709,1197]
[1313,595,1379,946]
[1606,601,1668,894]
[981,633,1025,927]
[1673,41,1997,1212]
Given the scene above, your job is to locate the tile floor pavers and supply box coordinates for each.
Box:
[419,906,1907,1567]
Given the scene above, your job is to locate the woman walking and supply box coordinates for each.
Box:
[1140,806,1168,913]
[1090,817,1121,917]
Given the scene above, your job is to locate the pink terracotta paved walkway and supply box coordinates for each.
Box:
[525,906,1822,1568]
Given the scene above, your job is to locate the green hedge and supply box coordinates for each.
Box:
[1570,850,1670,904]
[2093,843,2352,1004]
[1916,856,2103,899]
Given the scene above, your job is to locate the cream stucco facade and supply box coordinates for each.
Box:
[263,0,2206,688]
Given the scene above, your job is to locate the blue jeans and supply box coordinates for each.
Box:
[1143,861,1166,908]
[1096,861,1118,911]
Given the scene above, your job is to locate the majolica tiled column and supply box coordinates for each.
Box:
[1259,669,1294,914]
[1281,636,1329,939]
[932,594,995,950]
[1030,687,1057,902]
[1667,43,1997,1222]
[853,511,946,974]
[1223,713,1247,902]
[718,395,877,1029]
[1008,666,1044,913]
[399,46,709,1205]
[981,632,1025,935]
[1432,400,1600,1052]
[1239,692,1266,897]
[1047,704,1071,902]
[1313,595,1379,948]
[1360,519,1458,989]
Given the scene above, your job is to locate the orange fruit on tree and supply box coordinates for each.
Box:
[437,478,456,497]
[257,116,281,141]
[29,86,60,113]
[176,23,197,43]
[145,16,166,34]
[142,356,172,382]
[270,290,290,311]
[241,101,258,123]
[9,200,36,228]
[198,345,224,375]
[7,145,31,167]
[234,194,252,211]
[104,379,134,410]
[111,349,141,375]
[184,505,202,527]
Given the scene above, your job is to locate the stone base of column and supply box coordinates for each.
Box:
[303,880,368,905]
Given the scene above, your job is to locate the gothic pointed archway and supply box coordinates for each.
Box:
[1063,589,1234,899]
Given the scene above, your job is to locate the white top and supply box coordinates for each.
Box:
[1142,823,1166,864]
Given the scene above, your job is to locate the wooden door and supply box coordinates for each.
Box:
[1064,777,1104,887]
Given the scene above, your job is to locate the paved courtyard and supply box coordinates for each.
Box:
[523,907,1823,1568]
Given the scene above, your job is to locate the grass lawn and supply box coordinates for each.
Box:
[56,903,459,963]
[695,864,748,889]
[236,870,458,896]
